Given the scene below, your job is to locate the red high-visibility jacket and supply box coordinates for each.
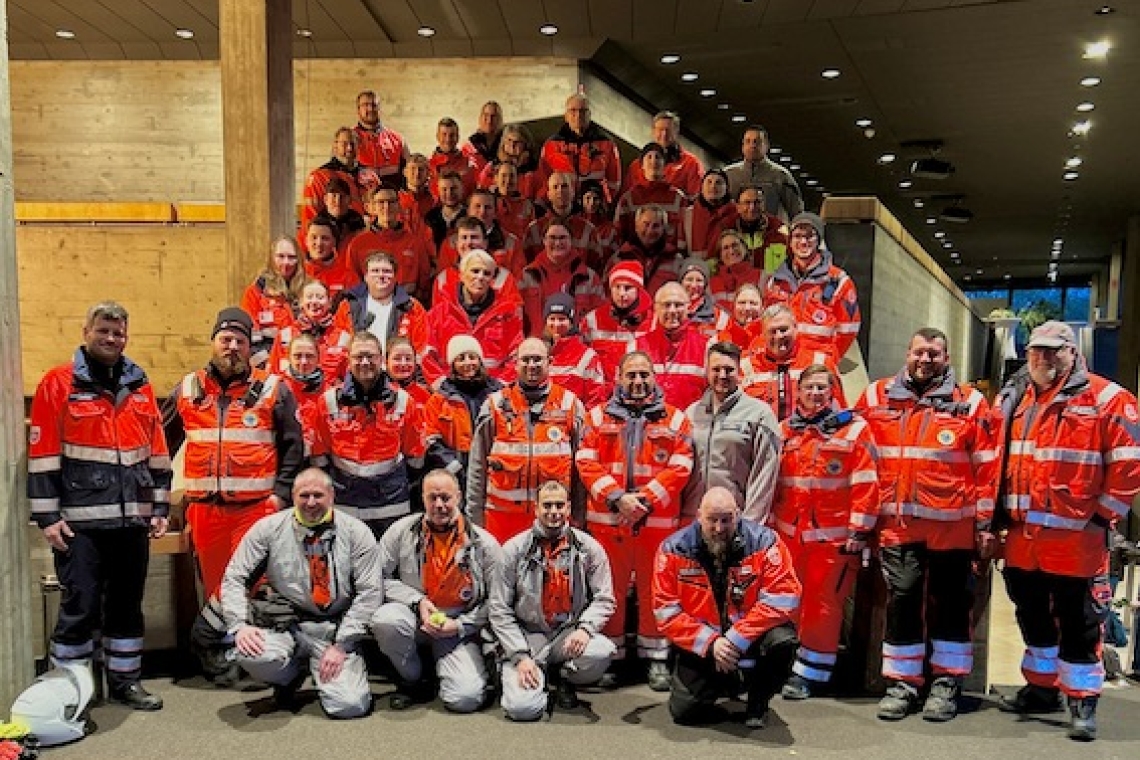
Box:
[636,324,710,412]
[763,252,860,364]
[549,336,607,409]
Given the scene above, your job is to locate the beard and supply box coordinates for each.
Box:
[210,353,249,379]
[705,536,729,560]
[1030,365,1058,389]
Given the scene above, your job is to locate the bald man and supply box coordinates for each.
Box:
[539,94,622,202]
[653,487,800,728]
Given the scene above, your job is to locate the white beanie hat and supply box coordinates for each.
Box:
[447,334,484,364]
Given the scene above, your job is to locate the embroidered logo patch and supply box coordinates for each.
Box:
[813,308,828,324]
[766,545,782,566]
[548,428,562,443]
[242,411,260,428]
[937,429,956,446]
[1126,403,1139,422]
[654,448,669,463]
[826,459,843,475]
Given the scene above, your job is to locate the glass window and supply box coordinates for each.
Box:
[1063,287,1090,323]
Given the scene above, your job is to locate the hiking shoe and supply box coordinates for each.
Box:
[998,684,1063,714]
[744,704,768,730]
[922,676,961,722]
[1067,696,1098,742]
[647,661,672,692]
[109,682,163,711]
[554,679,580,710]
[877,681,919,721]
[781,674,813,701]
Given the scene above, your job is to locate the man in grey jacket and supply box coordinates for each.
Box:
[489,480,616,721]
[222,468,384,719]
[684,342,781,522]
[723,125,804,222]
[372,469,503,712]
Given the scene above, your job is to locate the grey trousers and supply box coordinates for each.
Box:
[500,628,615,722]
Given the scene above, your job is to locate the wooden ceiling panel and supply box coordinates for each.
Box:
[9,0,114,41]
[675,0,723,36]
[760,0,813,24]
[446,0,507,40]
[630,0,677,40]
[316,0,389,42]
[806,0,864,21]
[539,3,592,39]
[494,0,547,41]
[853,0,907,14]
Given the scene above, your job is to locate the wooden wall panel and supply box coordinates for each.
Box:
[17,225,228,392]
[10,58,578,203]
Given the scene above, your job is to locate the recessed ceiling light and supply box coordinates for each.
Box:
[1084,40,1111,59]
[717,103,731,111]
[914,199,925,208]
[1080,76,1101,87]
[821,68,841,79]
[855,118,873,128]
[1065,157,1083,168]
[539,23,559,36]
[55,29,75,39]
[778,156,792,163]
[898,180,913,189]
[175,28,194,39]
[699,88,717,97]
[296,28,313,38]
[926,217,937,224]
[417,26,436,38]
[1004,273,1012,280]
[1053,238,1064,246]
[660,54,681,65]
[805,179,819,187]
[1049,261,1059,269]
[790,163,802,170]
[681,72,699,82]
[934,231,947,239]
[1072,120,1092,136]
[963,274,972,281]
[1096,6,1115,15]
[769,147,782,155]
[943,242,953,249]
[1063,171,1080,181]
[1076,102,1096,112]
[731,114,747,123]
[975,269,984,275]
[877,153,897,165]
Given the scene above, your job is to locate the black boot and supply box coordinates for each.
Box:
[1067,695,1098,741]
[109,682,163,711]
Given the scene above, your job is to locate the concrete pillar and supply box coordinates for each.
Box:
[219,0,295,304]
[0,0,37,708]
[1119,217,1140,393]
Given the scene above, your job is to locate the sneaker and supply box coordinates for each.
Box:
[646,661,672,692]
[781,674,813,701]
[922,676,961,722]
[1067,696,1098,742]
[998,684,1064,714]
[876,681,919,721]
[108,682,163,711]
[388,680,432,711]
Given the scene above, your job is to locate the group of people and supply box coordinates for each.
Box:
[24,88,1140,743]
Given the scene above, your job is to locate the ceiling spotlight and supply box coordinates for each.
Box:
[1096,6,1115,15]
[1084,40,1111,59]
[731,114,748,123]
[175,28,195,39]
[1053,238,1064,246]
[1076,102,1096,112]
[914,199,925,208]
[934,231,946,239]
[943,241,953,249]
[975,269,984,275]
[1063,171,1080,180]
[805,179,819,187]
[877,153,897,165]
[55,29,76,39]
[660,53,681,65]
[1071,120,1092,136]
[926,217,937,224]
[1003,273,1012,280]
[417,26,436,37]
[898,180,913,189]
[296,28,313,37]
[539,23,559,35]
[699,88,717,97]
[855,118,873,128]
[963,274,973,281]
[790,163,802,170]
[769,147,782,155]
[1080,76,1101,87]
[821,68,841,79]
[1065,157,1083,168]
[1049,262,1059,269]
[717,103,731,111]
[778,156,792,163]
[681,72,699,82]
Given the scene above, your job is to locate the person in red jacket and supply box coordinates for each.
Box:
[386,335,430,406]
[522,172,600,266]
[399,154,435,229]
[519,221,604,337]
[614,143,687,248]
[856,327,998,723]
[423,249,524,386]
[302,215,359,305]
[742,304,843,420]
[764,212,860,366]
[268,280,353,381]
[353,89,409,191]
[425,171,468,252]
[429,117,478,202]
[543,293,606,408]
[773,364,879,700]
[581,260,654,387]
[461,100,503,174]
[581,181,620,269]
[677,258,731,341]
[346,186,433,300]
[733,186,789,274]
[636,282,710,411]
[717,283,765,350]
[301,127,364,241]
[478,124,543,200]
[431,217,524,308]
[679,169,738,260]
[241,235,308,368]
[491,162,539,241]
[436,189,526,279]
[280,332,330,458]
[575,351,695,689]
[339,252,430,361]
[710,230,764,311]
[993,322,1140,741]
[28,301,173,710]
[621,110,704,199]
[653,487,800,728]
[539,94,622,203]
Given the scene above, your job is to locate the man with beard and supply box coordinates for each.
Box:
[301,127,364,239]
[372,470,502,712]
[993,322,1140,741]
[611,205,681,295]
[741,304,843,420]
[855,327,997,723]
[163,308,305,599]
[683,342,780,523]
[489,480,616,720]
[636,282,710,411]
[653,487,800,728]
[723,124,803,222]
[467,338,585,543]
[732,186,788,275]
[575,352,694,690]
[353,89,409,191]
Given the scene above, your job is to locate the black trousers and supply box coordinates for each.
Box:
[52,527,150,688]
[881,543,973,647]
[1003,567,1106,669]
[669,624,797,723]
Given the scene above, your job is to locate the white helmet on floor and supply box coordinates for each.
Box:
[9,661,95,747]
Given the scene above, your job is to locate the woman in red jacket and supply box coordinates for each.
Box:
[423,250,524,386]
[679,168,737,260]
[710,230,764,312]
[241,235,308,367]
[267,279,353,381]
[772,364,879,700]
[386,335,430,405]
[279,332,332,456]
